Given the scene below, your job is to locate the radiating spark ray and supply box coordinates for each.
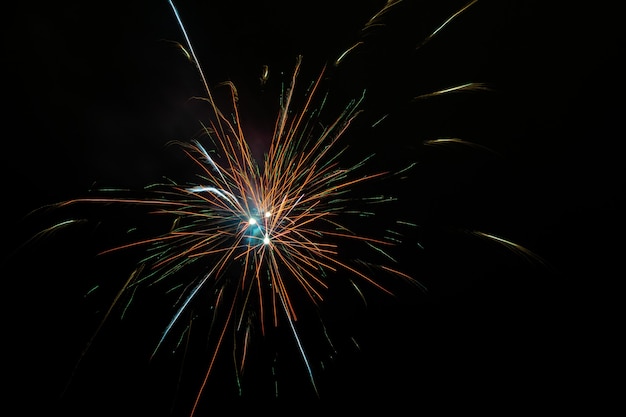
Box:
[470,230,546,265]
[189,289,239,417]
[167,0,226,139]
[334,41,363,66]
[278,290,319,397]
[151,267,215,360]
[416,0,479,50]
[365,0,403,29]
[423,137,499,155]
[413,82,491,101]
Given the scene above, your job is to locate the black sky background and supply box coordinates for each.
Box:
[4,1,624,415]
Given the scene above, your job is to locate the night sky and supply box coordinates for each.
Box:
[4,1,623,415]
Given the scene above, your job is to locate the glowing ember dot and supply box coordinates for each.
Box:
[264,211,271,218]
[263,236,270,245]
[248,218,257,225]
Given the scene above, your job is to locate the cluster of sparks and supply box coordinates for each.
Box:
[27,0,542,414]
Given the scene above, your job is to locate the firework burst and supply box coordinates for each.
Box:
[22,0,545,414]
